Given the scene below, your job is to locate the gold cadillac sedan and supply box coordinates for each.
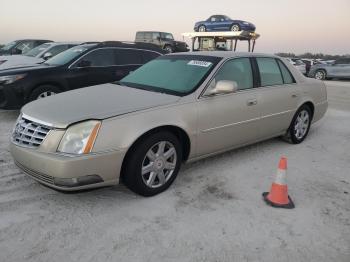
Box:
[10,52,328,196]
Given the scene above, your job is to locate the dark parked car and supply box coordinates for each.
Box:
[308,58,350,80]
[0,39,52,56]
[0,41,166,109]
[135,31,188,53]
[194,15,256,32]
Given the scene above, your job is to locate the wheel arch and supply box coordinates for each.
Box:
[120,125,191,182]
[26,81,67,101]
[298,101,315,119]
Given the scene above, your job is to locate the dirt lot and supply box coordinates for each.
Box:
[0,81,349,262]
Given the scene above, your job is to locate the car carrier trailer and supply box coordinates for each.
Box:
[182,31,260,52]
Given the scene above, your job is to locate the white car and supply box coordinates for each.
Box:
[286,58,306,75]
[0,42,80,70]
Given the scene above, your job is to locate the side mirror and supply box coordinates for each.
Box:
[77,60,92,68]
[206,80,238,96]
[43,52,52,60]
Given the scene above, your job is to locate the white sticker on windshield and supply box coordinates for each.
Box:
[187,60,212,67]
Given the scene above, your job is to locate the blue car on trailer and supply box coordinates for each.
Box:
[194,15,256,32]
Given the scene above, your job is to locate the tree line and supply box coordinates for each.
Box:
[275,52,350,60]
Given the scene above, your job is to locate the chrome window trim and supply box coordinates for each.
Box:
[198,57,298,100]
[68,47,163,69]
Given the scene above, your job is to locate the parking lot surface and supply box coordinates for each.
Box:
[0,81,349,262]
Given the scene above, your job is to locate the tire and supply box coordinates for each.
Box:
[123,132,182,196]
[164,45,174,53]
[198,25,206,32]
[230,24,241,32]
[28,84,61,102]
[284,105,312,144]
[314,70,326,80]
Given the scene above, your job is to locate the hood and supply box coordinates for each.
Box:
[0,64,55,75]
[0,55,43,70]
[22,83,181,128]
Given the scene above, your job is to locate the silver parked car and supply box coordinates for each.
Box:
[309,58,350,80]
[10,52,328,196]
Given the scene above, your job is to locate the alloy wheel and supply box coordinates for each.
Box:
[37,91,56,99]
[141,141,177,189]
[199,26,206,32]
[231,25,240,31]
[315,71,325,80]
[294,110,310,140]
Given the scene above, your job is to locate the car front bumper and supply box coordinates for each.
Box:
[10,142,126,191]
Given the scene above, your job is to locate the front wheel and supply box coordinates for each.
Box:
[198,25,206,32]
[230,24,241,31]
[164,45,174,53]
[28,85,61,102]
[284,105,312,144]
[123,132,182,196]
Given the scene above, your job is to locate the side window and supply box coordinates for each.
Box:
[115,49,142,65]
[152,32,160,40]
[277,60,295,84]
[256,58,283,86]
[144,32,152,40]
[213,58,253,90]
[47,45,69,57]
[141,51,160,63]
[81,49,115,66]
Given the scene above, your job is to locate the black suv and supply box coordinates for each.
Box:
[0,41,166,109]
[135,31,189,53]
[0,39,53,56]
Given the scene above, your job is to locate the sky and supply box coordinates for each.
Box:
[0,0,349,54]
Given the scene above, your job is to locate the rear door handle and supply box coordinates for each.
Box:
[247,99,258,106]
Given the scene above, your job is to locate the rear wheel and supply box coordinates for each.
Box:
[123,132,182,196]
[314,70,326,80]
[28,85,61,102]
[284,105,312,144]
[230,24,241,31]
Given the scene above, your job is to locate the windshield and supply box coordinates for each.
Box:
[1,41,18,51]
[45,44,96,66]
[224,16,232,20]
[120,55,221,96]
[25,43,51,57]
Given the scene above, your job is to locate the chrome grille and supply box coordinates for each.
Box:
[12,116,51,148]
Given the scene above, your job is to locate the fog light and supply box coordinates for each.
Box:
[54,175,103,187]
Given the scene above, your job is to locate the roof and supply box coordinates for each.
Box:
[95,41,167,54]
[167,51,278,59]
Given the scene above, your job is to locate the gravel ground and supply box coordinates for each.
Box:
[0,81,349,262]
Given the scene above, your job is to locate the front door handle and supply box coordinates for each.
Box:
[247,99,258,106]
[291,93,299,98]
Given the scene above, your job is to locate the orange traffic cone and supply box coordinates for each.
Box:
[262,157,295,209]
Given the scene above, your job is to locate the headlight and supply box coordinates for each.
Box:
[0,74,26,85]
[57,120,101,154]
[243,22,250,25]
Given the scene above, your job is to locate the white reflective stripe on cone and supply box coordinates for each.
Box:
[275,168,287,185]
